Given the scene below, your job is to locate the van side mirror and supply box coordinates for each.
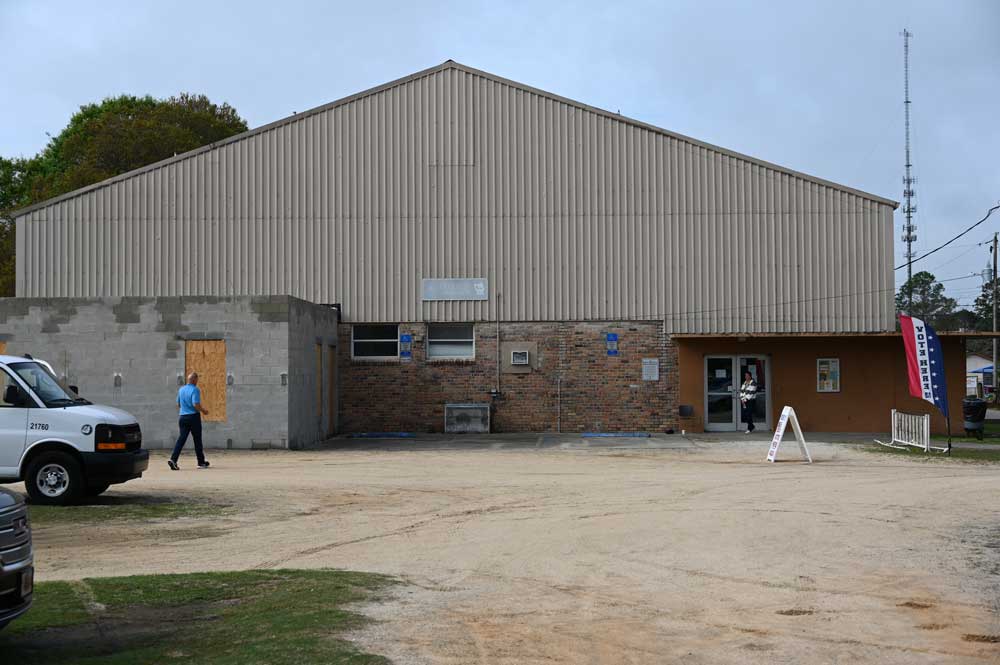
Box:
[69,385,79,395]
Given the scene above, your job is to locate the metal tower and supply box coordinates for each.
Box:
[901,28,917,307]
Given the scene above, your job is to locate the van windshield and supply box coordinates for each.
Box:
[9,362,81,407]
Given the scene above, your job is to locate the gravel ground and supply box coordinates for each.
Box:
[13,435,1000,664]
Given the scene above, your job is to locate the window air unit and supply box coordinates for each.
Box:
[511,350,530,366]
[445,403,491,433]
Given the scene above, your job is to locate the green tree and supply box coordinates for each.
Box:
[0,156,44,296]
[967,278,999,356]
[973,279,997,330]
[895,271,958,329]
[0,94,248,295]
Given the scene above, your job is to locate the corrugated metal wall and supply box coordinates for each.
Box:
[15,63,896,332]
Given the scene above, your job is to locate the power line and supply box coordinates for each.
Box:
[662,271,985,321]
[926,239,993,273]
[661,285,895,320]
[895,203,1000,271]
[938,273,981,283]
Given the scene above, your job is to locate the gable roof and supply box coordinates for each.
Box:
[13,60,898,218]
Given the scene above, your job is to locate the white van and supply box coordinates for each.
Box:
[0,355,148,505]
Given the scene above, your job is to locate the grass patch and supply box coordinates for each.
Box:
[931,420,1000,443]
[5,581,92,635]
[863,444,1000,463]
[1,569,394,664]
[29,500,230,527]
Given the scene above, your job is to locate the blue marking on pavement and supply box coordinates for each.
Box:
[581,432,651,438]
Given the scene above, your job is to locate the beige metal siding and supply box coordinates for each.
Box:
[15,63,896,333]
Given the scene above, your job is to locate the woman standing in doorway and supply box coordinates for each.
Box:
[740,371,757,434]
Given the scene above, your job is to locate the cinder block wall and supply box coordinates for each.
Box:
[287,299,340,448]
[338,321,677,433]
[0,296,294,450]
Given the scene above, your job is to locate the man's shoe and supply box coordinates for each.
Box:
[197,461,210,469]
[744,430,751,434]
[167,459,179,471]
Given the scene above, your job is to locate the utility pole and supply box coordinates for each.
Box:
[901,29,917,309]
[993,233,998,395]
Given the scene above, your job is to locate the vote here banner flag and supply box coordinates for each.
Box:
[899,314,949,420]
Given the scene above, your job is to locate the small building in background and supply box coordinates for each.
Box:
[0,297,338,449]
[967,352,991,397]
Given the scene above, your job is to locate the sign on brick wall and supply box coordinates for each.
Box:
[606,333,619,356]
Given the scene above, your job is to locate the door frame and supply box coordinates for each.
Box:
[704,355,738,432]
[703,354,772,432]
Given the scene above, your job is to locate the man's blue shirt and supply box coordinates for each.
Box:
[178,384,201,416]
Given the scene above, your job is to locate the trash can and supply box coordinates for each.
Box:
[962,397,988,440]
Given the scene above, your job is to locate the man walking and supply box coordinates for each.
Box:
[168,372,211,470]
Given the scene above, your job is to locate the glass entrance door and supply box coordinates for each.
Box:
[704,355,770,432]
[705,356,736,431]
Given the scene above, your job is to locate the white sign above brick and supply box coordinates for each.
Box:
[422,278,489,301]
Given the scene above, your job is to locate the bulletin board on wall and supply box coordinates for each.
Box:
[817,357,841,393]
[184,340,227,422]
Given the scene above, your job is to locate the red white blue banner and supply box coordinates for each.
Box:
[899,314,949,420]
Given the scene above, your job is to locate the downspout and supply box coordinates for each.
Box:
[496,292,502,398]
[663,317,667,431]
[557,375,561,433]
[490,213,502,423]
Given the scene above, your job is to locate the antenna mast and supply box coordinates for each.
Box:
[901,28,917,308]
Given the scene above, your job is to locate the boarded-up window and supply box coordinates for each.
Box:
[184,340,226,422]
[0,342,6,355]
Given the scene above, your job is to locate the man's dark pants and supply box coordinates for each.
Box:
[172,413,205,464]
[741,401,756,432]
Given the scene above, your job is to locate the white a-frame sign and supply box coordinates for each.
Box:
[766,406,812,463]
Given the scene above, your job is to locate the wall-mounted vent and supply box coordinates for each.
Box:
[511,350,530,366]
[445,403,490,433]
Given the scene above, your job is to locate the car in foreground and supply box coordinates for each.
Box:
[0,487,32,629]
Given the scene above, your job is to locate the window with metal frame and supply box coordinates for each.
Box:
[427,323,475,359]
[352,324,399,359]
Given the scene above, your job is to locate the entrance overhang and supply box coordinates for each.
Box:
[674,333,968,436]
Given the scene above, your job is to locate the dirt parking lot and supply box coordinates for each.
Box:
[17,435,1000,664]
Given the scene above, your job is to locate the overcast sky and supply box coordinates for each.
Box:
[2,0,997,305]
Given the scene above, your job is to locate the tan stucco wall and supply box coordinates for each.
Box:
[677,336,965,434]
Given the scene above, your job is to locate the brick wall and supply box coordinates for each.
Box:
[339,321,678,433]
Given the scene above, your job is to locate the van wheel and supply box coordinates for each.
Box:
[85,484,110,497]
[25,452,84,506]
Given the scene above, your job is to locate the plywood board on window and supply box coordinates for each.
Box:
[184,340,226,422]
[0,342,6,355]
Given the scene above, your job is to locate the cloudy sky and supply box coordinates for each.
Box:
[2,0,997,304]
